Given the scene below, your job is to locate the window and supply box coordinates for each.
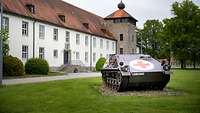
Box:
[22,21,28,36]
[53,50,58,58]
[53,28,58,40]
[66,31,70,43]
[76,34,80,45]
[26,4,35,13]
[76,52,80,60]
[120,48,123,54]
[112,42,115,51]
[93,53,96,62]
[85,36,88,46]
[106,40,109,50]
[39,25,45,39]
[39,47,45,59]
[85,52,88,62]
[113,18,128,23]
[100,39,103,49]
[120,34,123,41]
[100,53,103,58]
[58,15,65,22]
[2,17,9,31]
[93,37,96,48]
[22,45,28,59]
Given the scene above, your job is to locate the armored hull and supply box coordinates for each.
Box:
[101,54,171,92]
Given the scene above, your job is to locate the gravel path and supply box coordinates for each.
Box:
[99,85,186,96]
[2,72,101,85]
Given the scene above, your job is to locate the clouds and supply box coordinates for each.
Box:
[63,0,200,28]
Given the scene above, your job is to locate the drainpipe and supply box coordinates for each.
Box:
[115,40,117,54]
[33,20,36,58]
[90,35,92,71]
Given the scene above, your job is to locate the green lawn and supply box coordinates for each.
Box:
[0,70,200,113]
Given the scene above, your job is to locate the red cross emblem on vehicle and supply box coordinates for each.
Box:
[133,61,150,68]
[129,59,154,70]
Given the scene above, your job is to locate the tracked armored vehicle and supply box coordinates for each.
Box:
[101,54,171,92]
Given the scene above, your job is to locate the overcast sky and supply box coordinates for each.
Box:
[63,0,200,28]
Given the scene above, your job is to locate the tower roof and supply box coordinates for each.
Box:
[104,1,137,21]
[105,9,137,21]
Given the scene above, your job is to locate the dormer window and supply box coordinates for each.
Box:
[83,23,89,29]
[58,14,65,22]
[101,28,106,33]
[26,4,35,14]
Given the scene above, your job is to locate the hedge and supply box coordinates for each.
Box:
[95,57,106,71]
[25,58,49,75]
[3,55,24,76]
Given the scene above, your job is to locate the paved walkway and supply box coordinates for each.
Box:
[2,72,101,85]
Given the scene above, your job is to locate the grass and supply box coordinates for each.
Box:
[3,71,65,79]
[0,70,200,113]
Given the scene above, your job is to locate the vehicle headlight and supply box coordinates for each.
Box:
[163,64,171,71]
[121,65,130,72]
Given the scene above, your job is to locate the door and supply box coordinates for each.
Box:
[64,50,68,64]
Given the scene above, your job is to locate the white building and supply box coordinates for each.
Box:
[2,0,117,68]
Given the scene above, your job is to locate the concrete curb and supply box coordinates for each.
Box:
[3,72,101,85]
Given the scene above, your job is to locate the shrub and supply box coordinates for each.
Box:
[3,55,24,76]
[95,57,106,71]
[25,58,49,75]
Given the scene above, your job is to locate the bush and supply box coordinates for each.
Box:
[3,55,24,76]
[25,58,49,75]
[95,57,106,71]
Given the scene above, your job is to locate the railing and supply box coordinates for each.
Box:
[71,60,84,66]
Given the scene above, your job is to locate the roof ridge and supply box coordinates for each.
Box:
[60,0,104,19]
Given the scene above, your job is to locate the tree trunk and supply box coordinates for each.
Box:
[193,55,196,69]
[168,56,171,65]
[180,59,185,69]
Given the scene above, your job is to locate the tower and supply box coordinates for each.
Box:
[104,1,137,54]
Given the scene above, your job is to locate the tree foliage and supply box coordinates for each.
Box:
[137,0,200,69]
[137,20,163,59]
[166,0,200,68]
[1,29,9,55]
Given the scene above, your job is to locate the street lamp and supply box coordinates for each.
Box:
[0,0,3,85]
[140,38,143,54]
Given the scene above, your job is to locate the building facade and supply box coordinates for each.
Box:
[2,0,137,68]
[105,1,138,54]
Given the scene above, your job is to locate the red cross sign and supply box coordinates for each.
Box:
[133,61,150,68]
[129,59,154,71]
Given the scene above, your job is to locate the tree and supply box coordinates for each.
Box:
[163,0,200,69]
[137,20,163,59]
[1,29,9,55]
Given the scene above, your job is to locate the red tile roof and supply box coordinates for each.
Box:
[105,9,137,21]
[3,0,116,40]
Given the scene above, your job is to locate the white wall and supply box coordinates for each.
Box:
[5,14,33,64]
[5,13,116,67]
